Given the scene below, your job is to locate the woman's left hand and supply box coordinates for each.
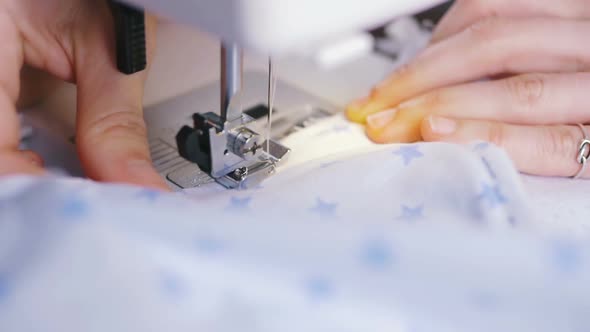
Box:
[347,0,590,178]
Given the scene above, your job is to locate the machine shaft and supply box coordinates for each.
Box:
[220,43,243,124]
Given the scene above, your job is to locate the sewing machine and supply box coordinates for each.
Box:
[113,0,446,190]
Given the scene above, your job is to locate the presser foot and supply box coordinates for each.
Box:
[214,139,290,189]
[176,110,291,190]
[212,140,291,189]
[144,72,336,191]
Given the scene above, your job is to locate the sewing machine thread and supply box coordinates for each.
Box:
[267,59,277,157]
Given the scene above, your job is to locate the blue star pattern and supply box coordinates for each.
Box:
[393,146,424,166]
[305,277,334,300]
[60,196,89,220]
[473,142,490,151]
[396,205,424,221]
[195,236,225,254]
[226,196,252,211]
[136,189,161,202]
[550,241,582,274]
[309,198,338,218]
[4,140,590,332]
[361,241,394,269]
[480,157,497,179]
[159,270,187,300]
[476,184,507,208]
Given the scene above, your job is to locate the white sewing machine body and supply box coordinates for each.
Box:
[124,0,445,54]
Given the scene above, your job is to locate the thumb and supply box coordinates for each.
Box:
[73,7,167,190]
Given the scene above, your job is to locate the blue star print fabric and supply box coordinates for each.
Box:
[0,141,589,332]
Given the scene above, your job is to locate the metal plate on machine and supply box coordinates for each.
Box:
[144,72,337,190]
[167,163,215,188]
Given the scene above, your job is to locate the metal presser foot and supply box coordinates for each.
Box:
[174,44,290,189]
[144,67,336,191]
[175,107,291,189]
[145,71,336,191]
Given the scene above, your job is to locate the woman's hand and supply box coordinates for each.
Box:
[347,0,590,178]
[0,0,168,190]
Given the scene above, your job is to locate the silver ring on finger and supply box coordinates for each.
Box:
[573,124,590,179]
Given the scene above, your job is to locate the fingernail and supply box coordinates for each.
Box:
[366,108,398,129]
[428,116,457,135]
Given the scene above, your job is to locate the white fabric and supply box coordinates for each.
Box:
[282,114,590,233]
[1,124,590,331]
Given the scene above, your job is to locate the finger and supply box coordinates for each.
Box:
[0,151,45,177]
[348,17,590,124]
[431,0,590,43]
[17,66,60,109]
[366,72,590,142]
[0,11,23,151]
[0,13,44,177]
[365,106,427,144]
[73,7,167,190]
[20,150,44,167]
[422,117,590,178]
